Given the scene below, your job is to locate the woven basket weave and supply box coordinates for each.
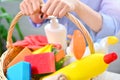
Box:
[0,11,95,80]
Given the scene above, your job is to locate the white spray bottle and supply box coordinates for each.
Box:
[83,36,119,57]
[44,16,67,50]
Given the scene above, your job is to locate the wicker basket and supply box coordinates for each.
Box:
[0,11,95,80]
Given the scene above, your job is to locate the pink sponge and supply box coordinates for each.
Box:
[24,52,56,74]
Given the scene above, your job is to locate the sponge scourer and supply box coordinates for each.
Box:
[7,61,31,80]
[24,52,56,75]
[7,47,32,68]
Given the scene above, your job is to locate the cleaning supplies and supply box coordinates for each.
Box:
[7,61,31,80]
[32,44,53,54]
[41,52,117,80]
[7,47,32,68]
[24,52,55,75]
[83,36,119,57]
[95,36,119,53]
[66,30,86,60]
[44,17,67,50]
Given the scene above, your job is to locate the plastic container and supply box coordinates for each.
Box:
[44,17,67,50]
[41,52,118,80]
[83,36,119,57]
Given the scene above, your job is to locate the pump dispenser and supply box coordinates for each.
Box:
[44,17,67,50]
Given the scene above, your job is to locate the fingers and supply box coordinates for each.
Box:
[20,0,75,18]
[59,4,70,18]
[20,1,29,15]
[46,0,58,15]
[20,0,41,15]
[32,0,41,14]
[53,2,65,17]
[24,1,33,15]
[42,0,71,18]
[41,0,52,13]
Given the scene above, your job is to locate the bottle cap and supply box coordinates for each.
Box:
[104,52,118,64]
[107,36,119,45]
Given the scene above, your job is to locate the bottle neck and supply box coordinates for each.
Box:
[50,18,59,29]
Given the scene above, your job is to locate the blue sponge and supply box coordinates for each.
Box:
[7,61,31,80]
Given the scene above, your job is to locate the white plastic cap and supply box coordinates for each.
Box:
[49,16,59,29]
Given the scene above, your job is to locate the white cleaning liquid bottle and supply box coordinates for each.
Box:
[44,17,67,50]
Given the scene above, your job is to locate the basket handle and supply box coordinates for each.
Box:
[7,11,95,54]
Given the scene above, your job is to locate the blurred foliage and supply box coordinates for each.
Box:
[0,6,24,56]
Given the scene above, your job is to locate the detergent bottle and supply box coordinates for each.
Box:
[41,52,118,80]
[44,17,67,50]
[96,36,119,53]
[83,36,119,57]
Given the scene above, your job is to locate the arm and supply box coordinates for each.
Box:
[94,0,120,39]
[75,0,120,40]
[41,0,120,34]
[41,0,102,32]
[74,1,102,32]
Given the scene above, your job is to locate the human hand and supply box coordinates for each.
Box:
[20,0,48,23]
[41,0,79,18]
[20,0,43,15]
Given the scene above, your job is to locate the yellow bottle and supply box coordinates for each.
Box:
[41,52,117,80]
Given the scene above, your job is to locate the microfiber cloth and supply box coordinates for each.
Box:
[13,35,48,50]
